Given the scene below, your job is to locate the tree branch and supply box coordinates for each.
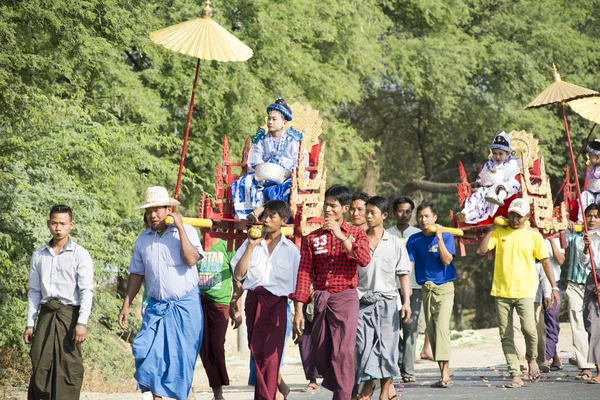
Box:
[379,179,458,196]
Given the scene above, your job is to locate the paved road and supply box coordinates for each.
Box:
[5,364,596,399]
[278,365,599,400]
[203,364,599,400]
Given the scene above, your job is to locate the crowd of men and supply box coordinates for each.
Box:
[23,184,600,399]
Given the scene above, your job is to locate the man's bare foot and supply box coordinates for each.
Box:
[528,361,541,382]
[420,352,434,361]
[388,384,396,398]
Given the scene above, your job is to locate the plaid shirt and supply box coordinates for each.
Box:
[290,221,371,303]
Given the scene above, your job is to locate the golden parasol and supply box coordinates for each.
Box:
[568,96,600,125]
[150,0,253,201]
[525,64,600,305]
[525,64,598,109]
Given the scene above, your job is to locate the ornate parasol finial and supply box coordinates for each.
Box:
[525,64,597,109]
[202,0,213,18]
[552,63,561,83]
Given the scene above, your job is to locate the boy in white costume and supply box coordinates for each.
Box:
[458,132,521,224]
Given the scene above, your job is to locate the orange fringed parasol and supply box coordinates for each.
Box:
[526,64,600,307]
[150,0,253,201]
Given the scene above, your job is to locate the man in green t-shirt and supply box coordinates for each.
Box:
[477,198,560,389]
[198,238,239,400]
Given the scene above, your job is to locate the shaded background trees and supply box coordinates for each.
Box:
[1,0,600,387]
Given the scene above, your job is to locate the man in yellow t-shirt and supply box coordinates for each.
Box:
[477,198,560,389]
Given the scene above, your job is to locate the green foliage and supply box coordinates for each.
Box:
[352,0,600,193]
[0,0,388,385]
[82,320,136,390]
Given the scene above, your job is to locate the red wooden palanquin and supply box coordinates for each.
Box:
[450,130,571,256]
[198,103,327,251]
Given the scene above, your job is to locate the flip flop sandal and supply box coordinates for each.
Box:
[301,383,320,392]
[575,372,593,380]
[550,364,563,371]
[402,376,416,383]
[504,378,524,389]
[588,376,600,384]
[430,380,452,388]
[539,362,551,373]
[389,395,399,400]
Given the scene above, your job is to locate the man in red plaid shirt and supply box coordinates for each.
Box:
[291,185,371,400]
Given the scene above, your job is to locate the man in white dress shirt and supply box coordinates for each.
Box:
[25,204,94,399]
[232,200,300,400]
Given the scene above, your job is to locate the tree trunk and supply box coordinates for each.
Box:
[361,157,380,195]
[415,112,433,180]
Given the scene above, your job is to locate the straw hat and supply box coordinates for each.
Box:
[135,186,180,209]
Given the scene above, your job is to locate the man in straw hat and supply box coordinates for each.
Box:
[25,204,94,400]
[118,186,204,400]
[477,198,560,389]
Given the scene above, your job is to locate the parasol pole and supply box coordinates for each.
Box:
[554,123,597,204]
[561,105,600,306]
[173,58,202,208]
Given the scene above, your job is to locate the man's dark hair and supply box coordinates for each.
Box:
[392,196,415,212]
[416,201,437,216]
[366,196,389,214]
[585,203,599,215]
[352,191,370,203]
[50,204,72,221]
[263,200,291,221]
[325,185,353,206]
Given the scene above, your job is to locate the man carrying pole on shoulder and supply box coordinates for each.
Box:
[119,186,204,400]
[405,201,456,389]
[477,198,560,389]
[232,200,300,400]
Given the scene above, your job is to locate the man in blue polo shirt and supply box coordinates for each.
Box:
[406,201,456,389]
